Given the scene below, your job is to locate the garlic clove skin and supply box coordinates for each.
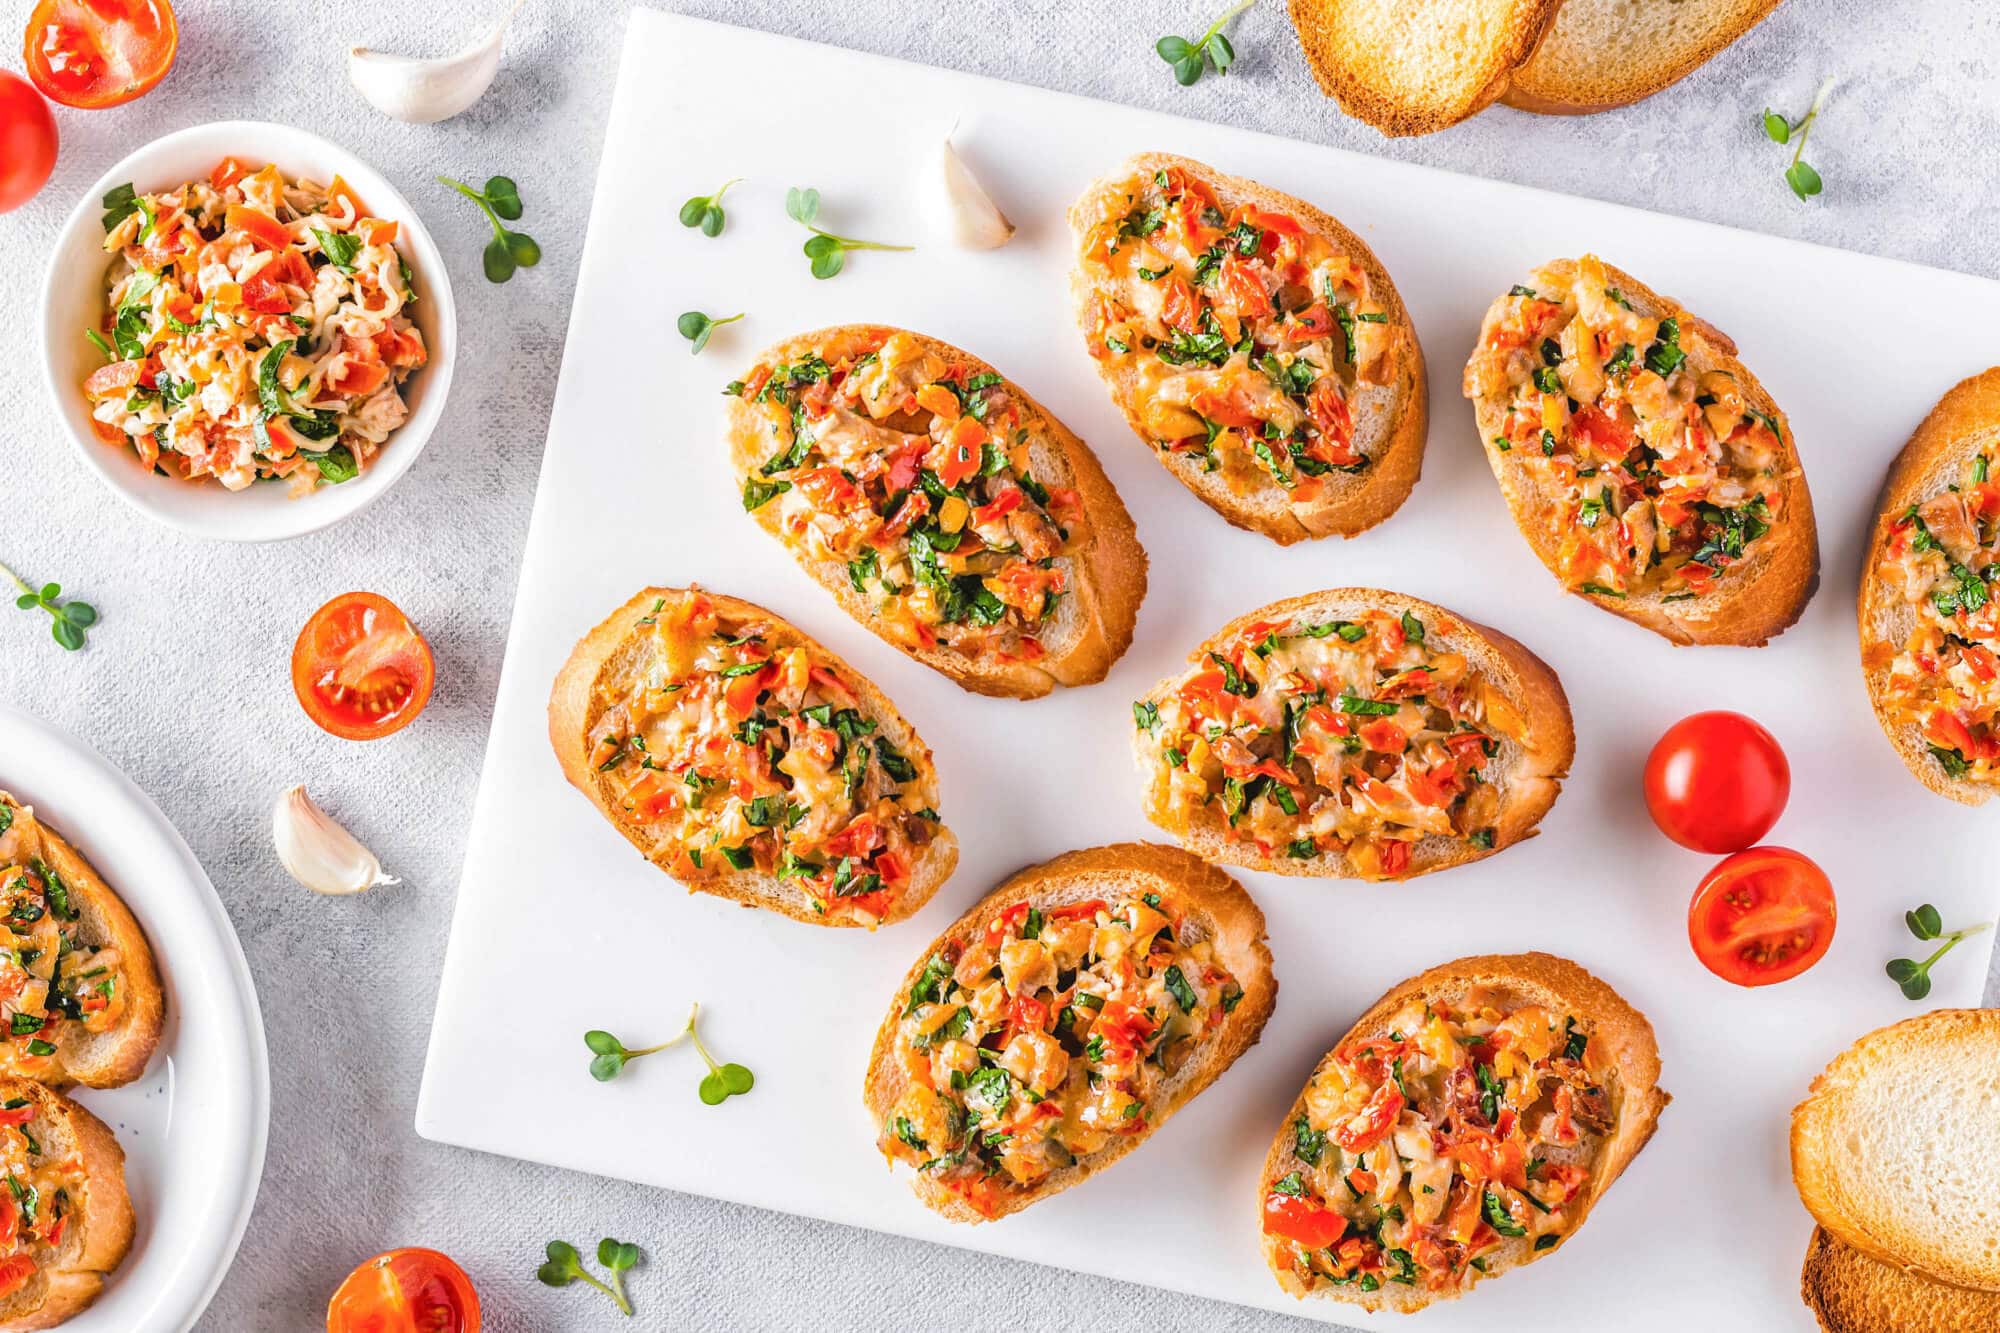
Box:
[928,134,1016,250]
[273,786,399,896]
[348,0,522,124]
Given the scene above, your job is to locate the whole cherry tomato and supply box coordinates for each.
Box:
[1643,710,1790,853]
[0,71,57,213]
[291,592,436,741]
[327,1248,479,1333]
[23,0,178,110]
[1688,845,1836,987]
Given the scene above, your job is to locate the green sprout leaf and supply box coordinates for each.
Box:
[537,1237,636,1316]
[1907,903,1944,940]
[1,562,96,652]
[1886,907,1991,1002]
[680,178,740,237]
[484,175,523,221]
[439,175,543,284]
[677,310,745,356]
[1761,109,1790,143]
[1762,78,1832,202]
[786,185,912,280]
[1154,0,1256,88]
[582,1004,754,1105]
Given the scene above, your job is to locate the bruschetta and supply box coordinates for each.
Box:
[726,326,1145,700]
[1259,953,1667,1310]
[549,587,959,928]
[0,796,163,1090]
[1068,154,1427,543]
[1858,368,2000,802]
[864,843,1275,1221]
[1131,590,1572,881]
[1464,255,1819,645]
[0,1077,134,1332]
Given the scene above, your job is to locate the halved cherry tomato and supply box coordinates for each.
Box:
[291,592,436,741]
[0,71,57,214]
[1688,845,1835,987]
[1644,711,1790,853]
[1263,1191,1347,1249]
[24,0,178,110]
[327,1247,480,1333]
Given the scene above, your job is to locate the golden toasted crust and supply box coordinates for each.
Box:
[863,843,1276,1222]
[1857,368,2000,804]
[1067,154,1428,544]
[0,795,164,1091]
[1135,588,1573,880]
[1259,952,1668,1312]
[727,325,1146,700]
[1802,1226,2000,1333]
[1502,0,1785,115]
[547,587,959,928]
[1287,0,1563,136]
[1465,258,1819,646]
[0,1078,133,1332]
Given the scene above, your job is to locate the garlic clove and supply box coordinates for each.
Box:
[348,0,523,125]
[273,785,399,896]
[928,133,1016,250]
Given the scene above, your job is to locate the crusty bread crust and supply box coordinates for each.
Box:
[0,795,164,1091]
[1067,154,1428,544]
[1259,952,1668,1311]
[1135,588,1573,880]
[1502,0,1785,115]
[1857,367,2000,804]
[1465,258,1819,646]
[1790,1008,2000,1292]
[1802,1225,2000,1333]
[727,325,1146,700]
[548,587,959,928]
[863,843,1276,1221]
[0,1078,134,1332]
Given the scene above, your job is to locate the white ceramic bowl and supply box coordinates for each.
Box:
[39,120,457,543]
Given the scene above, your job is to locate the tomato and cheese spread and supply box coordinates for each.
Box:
[880,891,1245,1218]
[0,810,130,1081]
[1074,164,1394,502]
[1136,608,1521,879]
[1265,996,1610,1295]
[734,332,1089,666]
[0,1097,84,1301]
[1873,447,2000,782]
[84,157,425,494]
[1464,255,1790,601]
[585,592,943,926]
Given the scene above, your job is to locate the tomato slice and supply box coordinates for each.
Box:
[1688,845,1835,987]
[0,71,57,214]
[291,592,436,741]
[23,0,177,109]
[327,1247,479,1333]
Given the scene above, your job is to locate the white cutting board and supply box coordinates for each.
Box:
[417,11,2000,1328]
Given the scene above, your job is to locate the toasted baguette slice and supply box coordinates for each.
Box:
[0,795,163,1090]
[864,844,1275,1221]
[549,587,959,928]
[727,325,1145,700]
[1260,952,1667,1311]
[1287,0,1562,136]
[1465,256,1819,645]
[1067,154,1427,544]
[1133,589,1572,881]
[1502,0,1786,114]
[0,1078,134,1332]
[1858,368,2000,803]
[1791,1009,2000,1292]
[1802,1225,2000,1333]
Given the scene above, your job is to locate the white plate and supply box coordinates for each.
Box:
[0,706,268,1332]
[38,119,458,544]
[418,12,2000,1331]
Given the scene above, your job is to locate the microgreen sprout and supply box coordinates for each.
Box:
[1761,77,1833,201]
[437,175,543,282]
[679,178,740,237]
[537,1238,642,1317]
[1,560,96,651]
[584,1003,755,1104]
[1886,903,1991,1000]
[785,186,913,280]
[677,310,745,355]
[1155,0,1255,86]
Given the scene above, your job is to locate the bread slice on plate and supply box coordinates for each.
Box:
[0,1077,134,1331]
[1503,0,1786,114]
[549,587,959,928]
[1801,1224,2000,1333]
[1464,254,1819,645]
[1259,952,1667,1309]
[1857,367,2000,803]
[1286,0,1562,135]
[865,843,1275,1221]
[1791,1008,2000,1293]
[726,325,1145,700]
[0,795,163,1090]
[1132,589,1572,881]
[1068,153,1427,543]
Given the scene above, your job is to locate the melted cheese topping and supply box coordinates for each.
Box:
[0,810,129,1082]
[880,892,1243,1218]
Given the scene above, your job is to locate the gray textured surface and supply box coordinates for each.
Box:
[0,1,1994,1329]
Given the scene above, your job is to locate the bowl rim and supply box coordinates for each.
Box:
[38,118,458,544]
